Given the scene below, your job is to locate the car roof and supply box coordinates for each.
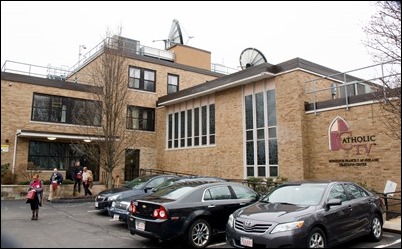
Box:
[280,180,358,185]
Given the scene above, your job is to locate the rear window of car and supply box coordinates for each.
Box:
[151,185,196,200]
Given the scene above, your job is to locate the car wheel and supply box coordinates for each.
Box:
[307,227,326,248]
[188,219,211,248]
[369,214,382,242]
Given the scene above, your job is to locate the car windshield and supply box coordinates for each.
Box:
[261,183,327,206]
[123,175,154,189]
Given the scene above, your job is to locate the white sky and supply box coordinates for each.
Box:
[1,1,378,75]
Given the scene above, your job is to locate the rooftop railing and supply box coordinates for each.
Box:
[304,60,401,115]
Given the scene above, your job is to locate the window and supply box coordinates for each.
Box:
[128,66,156,92]
[344,184,369,199]
[166,102,215,149]
[328,184,348,202]
[28,141,99,171]
[126,106,155,131]
[204,186,232,200]
[31,93,101,126]
[167,74,179,94]
[244,88,277,178]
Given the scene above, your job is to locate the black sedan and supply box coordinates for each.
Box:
[94,174,177,212]
[226,180,385,248]
[108,176,226,223]
[127,181,260,248]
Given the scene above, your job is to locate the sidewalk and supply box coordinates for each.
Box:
[383,216,401,233]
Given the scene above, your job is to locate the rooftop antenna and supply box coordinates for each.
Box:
[153,19,184,49]
[239,48,267,70]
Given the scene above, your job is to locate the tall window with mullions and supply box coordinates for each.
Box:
[244,86,278,178]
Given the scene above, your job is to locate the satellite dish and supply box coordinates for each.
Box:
[165,19,183,49]
[239,48,267,70]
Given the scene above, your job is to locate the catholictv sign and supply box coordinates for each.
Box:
[328,116,376,156]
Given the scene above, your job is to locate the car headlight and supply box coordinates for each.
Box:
[271,221,304,234]
[111,201,116,207]
[108,195,119,201]
[227,214,234,228]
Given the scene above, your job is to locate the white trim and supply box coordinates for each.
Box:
[305,100,377,114]
[159,72,275,106]
[16,130,105,141]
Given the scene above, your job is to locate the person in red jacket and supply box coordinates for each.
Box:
[26,174,43,220]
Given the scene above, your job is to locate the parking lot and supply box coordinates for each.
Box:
[1,199,400,248]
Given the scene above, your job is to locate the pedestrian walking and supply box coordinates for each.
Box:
[26,174,43,220]
[82,167,93,196]
[48,168,63,201]
[73,161,83,195]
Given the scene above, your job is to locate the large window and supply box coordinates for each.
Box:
[31,93,101,126]
[128,66,156,92]
[28,141,99,171]
[167,102,215,149]
[126,106,155,131]
[167,74,179,94]
[244,88,278,178]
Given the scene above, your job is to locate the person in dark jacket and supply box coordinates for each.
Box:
[48,168,63,201]
[73,161,83,195]
[26,174,43,220]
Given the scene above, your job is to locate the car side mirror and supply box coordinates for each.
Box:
[144,187,153,193]
[326,198,342,209]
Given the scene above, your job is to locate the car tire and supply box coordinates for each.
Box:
[369,214,382,242]
[188,219,211,248]
[307,227,326,248]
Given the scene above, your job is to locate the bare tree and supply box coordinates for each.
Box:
[363,1,401,140]
[72,27,133,188]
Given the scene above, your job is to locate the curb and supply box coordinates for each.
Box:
[47,197,95,204]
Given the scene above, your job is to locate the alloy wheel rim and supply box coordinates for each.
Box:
[192,223,209,247]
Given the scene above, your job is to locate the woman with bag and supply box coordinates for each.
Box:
[26,174,43,220]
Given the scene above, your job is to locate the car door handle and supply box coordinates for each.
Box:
[240,202,247,205]
[208,205,216,208]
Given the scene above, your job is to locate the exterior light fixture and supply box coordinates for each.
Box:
[47,137,57,141]
[83,139,92,143]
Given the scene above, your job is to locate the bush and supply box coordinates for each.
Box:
[1,163,16,184]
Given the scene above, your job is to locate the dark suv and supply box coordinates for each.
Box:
[94,174,177,212]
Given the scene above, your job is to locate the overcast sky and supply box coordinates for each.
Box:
[1,1,378,76]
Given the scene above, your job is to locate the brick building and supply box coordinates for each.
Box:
[1,35,400,192]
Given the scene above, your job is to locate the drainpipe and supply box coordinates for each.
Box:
[12,130,21,174]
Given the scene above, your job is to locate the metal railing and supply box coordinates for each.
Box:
[376,191,401,220]
[304,60,401,115]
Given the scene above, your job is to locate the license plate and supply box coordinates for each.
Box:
[113,214,119,221]
[240,237,253,247]
[95,202,99,207]
[135,220,145,231]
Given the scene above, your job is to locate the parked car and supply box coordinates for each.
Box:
[108,176,226,223]
[127,181,260,248]
[95,174,177,212]
[108,176,225,223]
[226,180,385,248]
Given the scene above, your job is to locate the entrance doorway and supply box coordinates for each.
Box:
[125,149,140,181]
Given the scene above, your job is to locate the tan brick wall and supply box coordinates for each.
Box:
[155,86,244,179]
[168,44,211,70]
[305,104,401,192]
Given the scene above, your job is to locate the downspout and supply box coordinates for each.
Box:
[12,130,21,174]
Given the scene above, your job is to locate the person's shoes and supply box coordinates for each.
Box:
[31,216,35,220]
[34,217,38,220]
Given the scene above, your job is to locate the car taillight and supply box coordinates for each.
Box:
[129,201,137,214]
[152,206,168,219]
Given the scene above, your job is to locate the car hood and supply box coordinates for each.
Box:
[236,202,316,222]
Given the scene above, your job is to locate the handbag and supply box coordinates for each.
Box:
[52,181,58,190]
[76,173,82,180]
[26,190,35,200]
